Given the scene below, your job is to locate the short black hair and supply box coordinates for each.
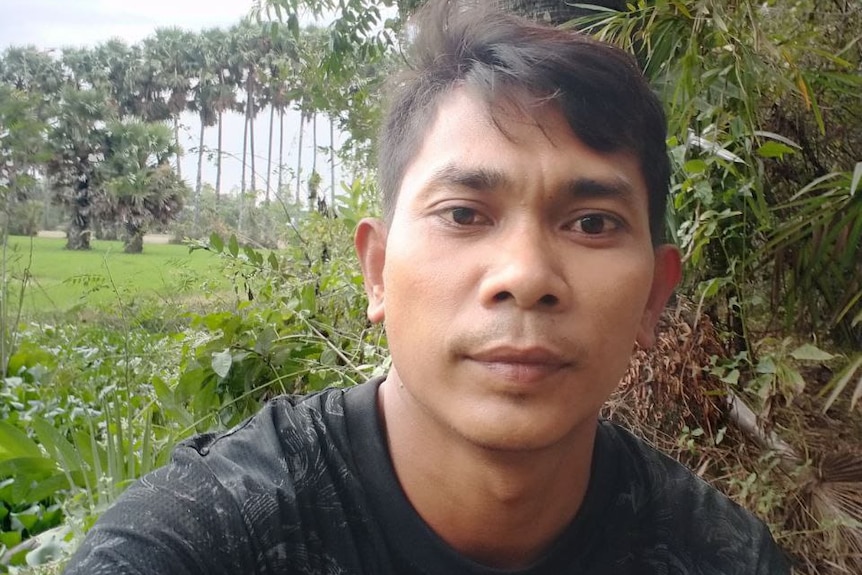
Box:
[378,0,670,243]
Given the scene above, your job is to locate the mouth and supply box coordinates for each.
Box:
[467,346,572,384]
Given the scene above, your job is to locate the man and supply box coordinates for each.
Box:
[64,1,790,573]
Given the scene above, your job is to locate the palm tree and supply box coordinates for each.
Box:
[260,26,296,203]
[0,85,50,229]
[101,120,188,253]
[188,33,220,230]
[200,27,237,203]
[292,26,328,206]
[59,47,92,91]
[46,87,114,250]
[503,0,626,25]
[0,45,64,103]
[93,39,140,118]
[395,0,626,23]
[231,20,271,231]
[143,27,196,181]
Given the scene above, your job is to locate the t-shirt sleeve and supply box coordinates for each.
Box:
[755,527,792,575]
[63,446,259,575]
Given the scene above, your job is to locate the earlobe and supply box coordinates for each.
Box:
[636,244,682,348]
[354,218,388,323]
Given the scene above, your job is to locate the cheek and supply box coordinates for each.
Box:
[384,235,473,309]
[382,243,465,342]
[581,257,654,342]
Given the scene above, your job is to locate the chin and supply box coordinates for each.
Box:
[453,410,597,454]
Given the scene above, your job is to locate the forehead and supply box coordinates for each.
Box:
[395,88,648,207]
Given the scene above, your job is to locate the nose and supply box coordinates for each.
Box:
[478,224,570,311]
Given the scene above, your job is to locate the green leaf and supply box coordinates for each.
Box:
[851,161,862,197]
[756,141,796,159]
[821,354,862,413]
[720,368,740,385]
[683,159,707,174]
[10,507,39,532]
[209,232,224,253]
[228,234,239,258]
[0,529,22,549]
[212,349,233,379]
[778,364,806,397]
[29,420,86,475]
[756,356,776,375]
[0,456,56,480]
[790,343,834,362]
[0,422,42,461]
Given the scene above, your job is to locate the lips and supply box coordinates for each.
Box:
[467,346,572,384]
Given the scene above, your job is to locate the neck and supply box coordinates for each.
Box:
[378,376,597,569]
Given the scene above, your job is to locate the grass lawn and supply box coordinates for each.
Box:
[3,236,225,316]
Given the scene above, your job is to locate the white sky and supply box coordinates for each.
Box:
[2,0,256,49]
[2,0,344,205]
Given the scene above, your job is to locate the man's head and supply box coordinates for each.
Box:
[356,0,680,453]
[378,0,670,244]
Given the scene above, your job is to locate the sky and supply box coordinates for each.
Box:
[2,0,344,203]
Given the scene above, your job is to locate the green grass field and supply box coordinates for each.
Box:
[3,236,225,316]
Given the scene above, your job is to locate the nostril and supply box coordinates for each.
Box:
[538,294,558,306]
[493,291,512,302]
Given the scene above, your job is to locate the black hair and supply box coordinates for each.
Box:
[378,0,670,243]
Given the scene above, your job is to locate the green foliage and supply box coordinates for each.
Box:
[0,176,385,566]
[0,323,186,569]
[0,86,49,206]
[178,183,385,428]
[583,0,861,372]
[820,353,862,413]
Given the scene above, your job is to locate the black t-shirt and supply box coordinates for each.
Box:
[64,379,790,574]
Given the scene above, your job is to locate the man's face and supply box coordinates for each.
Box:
[357,88,680,452]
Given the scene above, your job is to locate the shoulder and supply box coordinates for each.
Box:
[597,420,790,574]
[63,386,362,575]
[180,386,351,468]
[167,385,360,508]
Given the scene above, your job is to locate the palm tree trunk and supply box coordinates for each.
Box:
[329,114,336,208]
[215,109,223,203]
[311,112,318,175]
[248,78,256,198]
[296,111,304,205]
[266,104,274,203]
[277,107,284,197]
[66,178,91,251]
[123,221,144,254]
[174,116,182,180]
[241,101,249,194]
[194,118,206,233]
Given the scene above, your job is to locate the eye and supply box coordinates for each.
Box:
[570,214,621,235]
[446,206,490,226]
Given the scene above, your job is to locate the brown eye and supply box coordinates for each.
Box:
[451,207,478,225]
[578,215,607,234]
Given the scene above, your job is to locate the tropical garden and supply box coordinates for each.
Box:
[0,0,859,573]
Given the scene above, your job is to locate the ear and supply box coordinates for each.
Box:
[354,218,388,324]
[636,244,682,348]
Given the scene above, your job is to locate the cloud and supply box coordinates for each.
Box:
[2,0,254,49]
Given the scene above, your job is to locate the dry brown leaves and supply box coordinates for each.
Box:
[603,297,862,575]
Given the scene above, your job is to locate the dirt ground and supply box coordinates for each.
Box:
[36,231,171,244]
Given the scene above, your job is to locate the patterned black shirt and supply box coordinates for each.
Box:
[64,379,790,574]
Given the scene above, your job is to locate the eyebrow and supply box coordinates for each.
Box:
[426,163,637,204]
[426,164,506,192]
[565,177,636,203]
